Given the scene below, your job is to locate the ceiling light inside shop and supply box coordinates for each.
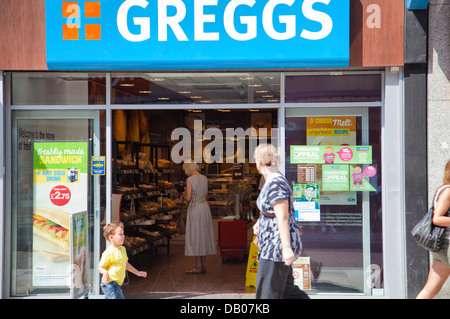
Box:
[190,96,202,99]
[256,90,268,93]
[139,90,152,94]
[120,83,134,87]
[178,91,192,94]
[248,84,261,87]
[158,97,170,100]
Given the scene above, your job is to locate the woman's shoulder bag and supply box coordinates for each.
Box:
[411,185,450,252]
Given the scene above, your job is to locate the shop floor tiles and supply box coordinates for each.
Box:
[122,244,255,299]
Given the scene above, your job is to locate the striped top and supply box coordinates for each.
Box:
[256,175,302,262]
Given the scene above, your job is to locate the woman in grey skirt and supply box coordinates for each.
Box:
[182,162,216,274]
[417,160,450,299]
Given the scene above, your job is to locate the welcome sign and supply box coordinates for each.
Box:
[45,0,349,70]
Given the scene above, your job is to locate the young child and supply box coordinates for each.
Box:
[98,222,147,299]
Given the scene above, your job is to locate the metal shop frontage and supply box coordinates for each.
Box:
[1,0,407,299]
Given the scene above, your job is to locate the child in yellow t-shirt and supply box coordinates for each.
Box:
[98,222,147,299]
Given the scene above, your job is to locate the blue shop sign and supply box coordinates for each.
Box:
[407,0,429,10]
[91,156,105,175]
[45,0,349,70]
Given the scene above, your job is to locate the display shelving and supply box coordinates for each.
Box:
[112,139,181,258]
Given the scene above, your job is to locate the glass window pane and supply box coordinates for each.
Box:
[285,74,382,103]
[12,73,106,105]
[285,108,383,295]
[11,110,104,296]
[111,73,280,104]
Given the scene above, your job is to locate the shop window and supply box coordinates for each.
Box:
[11,73,106,105]
[111,73,280,104]
[10,110,105,297]
[285,74,382,103]
[285,108,383,295]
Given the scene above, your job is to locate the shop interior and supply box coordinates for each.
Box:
[110,108,277,298]
[104,73,383,297]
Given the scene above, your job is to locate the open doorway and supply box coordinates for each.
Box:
[110,108,278,298]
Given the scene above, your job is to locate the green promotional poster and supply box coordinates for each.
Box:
[350,165,377,192]
[322,165,350,191]
[290,145,372,165]
[320,164,377,192]
[34,142,88,173]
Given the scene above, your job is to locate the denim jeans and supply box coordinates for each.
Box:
[101,281,125,299]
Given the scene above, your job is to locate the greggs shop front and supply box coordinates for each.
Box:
[1,0,409,299]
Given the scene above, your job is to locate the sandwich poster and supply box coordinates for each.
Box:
[32,141,88,287]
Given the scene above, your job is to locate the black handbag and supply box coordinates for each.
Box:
[411,186,450,252]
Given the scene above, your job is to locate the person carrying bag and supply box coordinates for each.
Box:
[411,185,450,252]
[415,160,450,299]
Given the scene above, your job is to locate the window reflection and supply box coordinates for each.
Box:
[12,73,106,105]
[111,73,280,104]
[286,74,382,103]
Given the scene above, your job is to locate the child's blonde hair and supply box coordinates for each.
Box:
[103,222,124,241]
[254,143,280,168]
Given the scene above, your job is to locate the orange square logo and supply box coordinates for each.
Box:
[62,1,79,18]
[85,24,101,40]
[63,24,79,40]
[84,2,101,18]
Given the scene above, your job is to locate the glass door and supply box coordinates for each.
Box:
[9,110,103,297]
[285,107,383,295]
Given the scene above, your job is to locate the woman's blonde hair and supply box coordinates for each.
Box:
[182,162,200,175]
[254,143,280,168]
[443,159,450,185]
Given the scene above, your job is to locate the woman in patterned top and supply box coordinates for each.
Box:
[253,144,305,299]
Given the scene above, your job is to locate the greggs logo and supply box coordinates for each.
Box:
[60,0,337,42]
[62,1,101,40]
[46,0,350,70]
